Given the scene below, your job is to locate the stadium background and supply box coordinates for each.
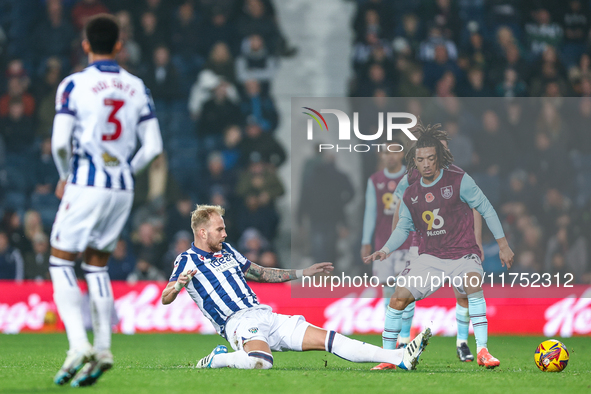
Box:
[0,0,590,338]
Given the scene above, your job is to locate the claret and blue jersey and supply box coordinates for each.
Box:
[383,167,505,259]
[169,242,259,338]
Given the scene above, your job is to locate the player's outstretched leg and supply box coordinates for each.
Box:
[468,291,499,369]
[197,345,274,370]
[49,256,92,385]
[321,327,431,371]
[455,301,474,362]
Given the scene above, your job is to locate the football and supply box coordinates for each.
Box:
[534,339,570,372]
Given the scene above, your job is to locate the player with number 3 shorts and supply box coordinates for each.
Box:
[49,14,163,387]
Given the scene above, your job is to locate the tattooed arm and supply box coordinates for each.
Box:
[245,262,333,283]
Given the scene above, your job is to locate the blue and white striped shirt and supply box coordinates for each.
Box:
[54,60,157,191]
[169,242,258,337]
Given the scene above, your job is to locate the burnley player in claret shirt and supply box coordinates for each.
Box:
[364,123,514,369]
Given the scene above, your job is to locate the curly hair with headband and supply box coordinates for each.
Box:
[405,122,454,174]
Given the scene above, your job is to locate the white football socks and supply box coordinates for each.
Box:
[83,263,113,352]
[211,350,273,369]
[49,256,90,351]
[210,331,409,369]
[326,331,403,365]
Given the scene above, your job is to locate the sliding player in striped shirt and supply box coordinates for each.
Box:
[161,205,432,370]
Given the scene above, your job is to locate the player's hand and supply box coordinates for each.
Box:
[499,246,514,269]
[361,244,372,262]
[176,269,197,289]
[363,250,386,264]
[55,179,67,200]
[303,262,334,277]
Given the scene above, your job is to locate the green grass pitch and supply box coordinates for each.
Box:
[1,334,589,393]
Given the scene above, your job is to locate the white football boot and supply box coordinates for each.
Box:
[196,345,228,368]
[53,344,93,385]
[70,349,113,387]
[398,328,432,370]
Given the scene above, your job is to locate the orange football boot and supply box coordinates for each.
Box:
[371,363,397,370]
[477,348,500,369]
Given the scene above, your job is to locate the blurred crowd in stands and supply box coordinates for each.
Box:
[350,0,591,282]
[0,0,293,281]
[1,0,590,284]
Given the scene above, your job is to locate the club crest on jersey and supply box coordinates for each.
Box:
[377,182,385,190]
[425,192,435,203]
[441,186,453,199]
[411,196,418,204]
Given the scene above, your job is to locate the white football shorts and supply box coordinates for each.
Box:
[396,253,484,301]
[50,183,133,253]
[225,305,311,352]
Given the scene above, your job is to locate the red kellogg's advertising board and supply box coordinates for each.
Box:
[1,281,590,337]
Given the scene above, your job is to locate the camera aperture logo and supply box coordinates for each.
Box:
[302,107,417,152]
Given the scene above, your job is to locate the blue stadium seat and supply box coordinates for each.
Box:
[30,192,60,230]
[4,165,28,193]
[576,172,591,208]
[3,191,27,214]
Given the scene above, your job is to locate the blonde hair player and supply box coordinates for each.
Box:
[161,205,432,370]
